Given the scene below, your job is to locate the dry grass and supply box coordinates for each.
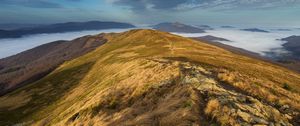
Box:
[0,91,31,110]
[204,99,237,125]
[0,29,299,125]
[217,69,300,110]
[205,99,220,117]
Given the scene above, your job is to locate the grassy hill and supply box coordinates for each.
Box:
[0,29,299,126]
[0,34,108,95]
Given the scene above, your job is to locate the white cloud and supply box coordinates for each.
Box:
[0,28,134,59]
[173,28,300,56]
[1,27,299,59]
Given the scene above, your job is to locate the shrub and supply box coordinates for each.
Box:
[182,100,193,108]
[283,83,291,91]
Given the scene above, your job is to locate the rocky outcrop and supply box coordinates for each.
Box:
[178,62,296,126]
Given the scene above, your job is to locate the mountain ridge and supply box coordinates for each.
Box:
[0,29,299,126]
[0,21,135,39]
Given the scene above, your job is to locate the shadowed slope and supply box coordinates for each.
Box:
[0,34,110,95]
[0,29,299,126]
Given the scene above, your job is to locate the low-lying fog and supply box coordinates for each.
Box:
[0,27,299,59]
[173,28,300,56]
[0,28,134,59]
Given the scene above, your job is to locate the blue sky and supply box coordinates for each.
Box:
[0,0,299,27]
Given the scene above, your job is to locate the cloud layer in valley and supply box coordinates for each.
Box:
[0,28,133,59]
[173,27,300,56]
[1,27,300,59]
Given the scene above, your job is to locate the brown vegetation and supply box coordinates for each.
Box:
[0,34,109,95]
[0,29,299,126]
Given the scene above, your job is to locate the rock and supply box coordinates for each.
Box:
[269,122,275,126]
[237,110,252,123]
[280,105,290,112]
[284,114,292,120]
[252,116,268,125]
[279,120,290,126]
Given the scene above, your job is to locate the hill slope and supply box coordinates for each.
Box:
[282,35,300,57]
[0,34,110,95]
[0,29,300,126]
[276,35,300,72]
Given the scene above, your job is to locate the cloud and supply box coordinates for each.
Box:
[107,0,188,11]
[173,28,300,56]
[0,0,62,8]
[107,0,300,11]
[0,28,134,59]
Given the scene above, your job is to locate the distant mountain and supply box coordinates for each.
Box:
[0,21,135,39]
[0,29,21,38]
[0,33,110,95]
[282,35,300,57]
[274,35,300,72]
[0,23,42,30]
[221,26,235,28]
[241,28,269,33]
[196,35,230,42]
[153,22,205,33]
[196,25,213,30]
[273,28,292,31]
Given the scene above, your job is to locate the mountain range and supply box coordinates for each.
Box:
[241,28,270,33]
[0,29,299,126]
[0,23,41,30]
[0,21,135,39]
[196,35,231,42]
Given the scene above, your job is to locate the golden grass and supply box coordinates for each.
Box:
[0,91,31,110]
[205,99,220,117]
[0,29,299,125]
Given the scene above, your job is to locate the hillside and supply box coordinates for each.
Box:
[282,35,300,57]
[0,21,135,39]
[275,35,300,72]
[0,34,109,95]
[0,29,300,126]
[192,37,300,74]
[153,22,205,33]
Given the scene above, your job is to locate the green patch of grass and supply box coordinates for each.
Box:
[283,83,291,91]
[182,100,193,108]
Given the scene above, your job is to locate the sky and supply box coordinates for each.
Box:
[0,0,300,27]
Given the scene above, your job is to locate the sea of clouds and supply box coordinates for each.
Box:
[0,27,299,59]
[173,27,300,56]
[0,28,134,59]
